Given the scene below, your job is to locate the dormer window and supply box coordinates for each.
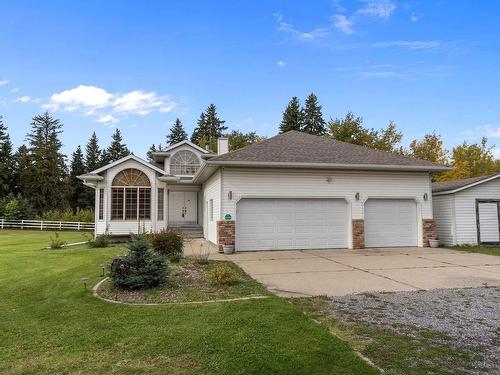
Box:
[170,150,200,176]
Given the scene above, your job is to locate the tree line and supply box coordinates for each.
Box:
[1,97,498,219]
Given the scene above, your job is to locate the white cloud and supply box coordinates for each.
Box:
[277,60,287,67]
[370,40,443,50]
[357,0,396,19]
[333,14,354,34]
[96,114,118,124]
[274,13,329,41]
[0,80,8,86]
[43,84,177,124]
[14,96,32,103]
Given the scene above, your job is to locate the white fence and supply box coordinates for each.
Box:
[0,219,95,231]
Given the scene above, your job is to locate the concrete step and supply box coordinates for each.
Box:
[168,225,204,239]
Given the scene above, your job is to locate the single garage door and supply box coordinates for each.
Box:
[477,200,500,244]
[236,198,348,251]
[365,199,418,247]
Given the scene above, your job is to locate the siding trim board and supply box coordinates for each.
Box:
[475,199,500,245]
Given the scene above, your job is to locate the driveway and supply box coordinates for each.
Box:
[216,247,500,297]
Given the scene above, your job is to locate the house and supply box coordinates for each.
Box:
[78,131,449,252]
[432,174,500,246]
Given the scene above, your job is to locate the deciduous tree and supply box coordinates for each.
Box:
[228,130,265,151]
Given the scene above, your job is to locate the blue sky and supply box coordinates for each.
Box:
[1,0,499,159]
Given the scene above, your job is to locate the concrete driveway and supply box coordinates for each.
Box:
[216,247,500,297]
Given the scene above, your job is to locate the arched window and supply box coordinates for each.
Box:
[111,168,151,220]
[170,150,200,176]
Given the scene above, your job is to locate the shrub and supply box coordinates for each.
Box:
[208,264,239,286]
[169,252,182,263]
[88,234,111,248]
[49,233,66,249]
[39,208,94,223]
[109,235,169,290]
[148,229,184,256]
[0,195,35,220]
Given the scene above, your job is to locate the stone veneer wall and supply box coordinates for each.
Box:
[422,219,437,247]
[352,219,365,249]
[216,220,235,253]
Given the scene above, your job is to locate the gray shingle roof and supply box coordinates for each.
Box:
[432,174,499,193]
[209,131,447,170]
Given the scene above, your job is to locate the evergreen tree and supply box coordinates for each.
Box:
[103,128,130,163]
[23,112,68,213]
[302,93,326,135]
[205,103,227,139]
[167,118,187,145]
[147,143,162,162]
[12,145,30,196]
[69,145,88,209]
[85,132,102,171]
[0,116,14,197]
[279,97,303,133]
[191,112,208,144]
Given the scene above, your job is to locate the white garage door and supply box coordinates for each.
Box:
[365,199,418,247]
[236,198,348,251]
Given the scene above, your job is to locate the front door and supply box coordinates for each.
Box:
[169,191,197,225]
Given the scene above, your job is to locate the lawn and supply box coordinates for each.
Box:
[0,230,377,374]
[448,244,500,256]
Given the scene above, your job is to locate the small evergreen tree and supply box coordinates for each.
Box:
[69,145,88,210]
[146,143,162,161]
[302,93,326,135]
[103,129,130,164]
[85,132,102,171]
[23,112,68,213]
[191,112,208,144]
[0,116,14,197]
[109,235,169,290]
[279,97,303,133]
[205,103,227,139]
[167,118,187,145]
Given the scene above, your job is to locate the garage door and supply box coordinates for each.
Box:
[236,198,348,251]
[365,199,418,247]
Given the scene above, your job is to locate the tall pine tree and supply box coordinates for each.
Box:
[146,143,162,161]
[191,112,208,144]
[23,112,68,213]
[0,116,14,197]
[279,97,303,133]
[103,128,130,164]
[302,93,326,135]
[69,145,88,209]
[12,145,30,196]
[85,132,102,171]
[205,103,227,139]
[167,118,188,145]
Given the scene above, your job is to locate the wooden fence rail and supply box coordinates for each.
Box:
[0,219,94,231]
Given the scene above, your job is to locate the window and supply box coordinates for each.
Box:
[209,199,214,221]
[111,168,151,220]
[170,150,200,176]
[98,189,104,220]
[157,188,164,220]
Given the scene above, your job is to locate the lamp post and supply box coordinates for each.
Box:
[81,276,89,290]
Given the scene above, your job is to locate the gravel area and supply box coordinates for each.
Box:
[329,287,500,374]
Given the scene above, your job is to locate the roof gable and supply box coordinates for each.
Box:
[432,174,500,194]
[87,155,167,175]
[161,140,210,154]
[208,131,448,171]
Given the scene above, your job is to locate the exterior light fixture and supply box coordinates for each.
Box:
[99,263,106,277]
[355,192,360,201]
[423,193,428,201]
[228,191,233,200]
[81,276,89,290]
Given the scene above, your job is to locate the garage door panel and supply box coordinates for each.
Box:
[236,198,347,251]
[365,199,417,247]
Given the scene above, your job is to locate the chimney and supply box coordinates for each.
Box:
[217,137,229,155]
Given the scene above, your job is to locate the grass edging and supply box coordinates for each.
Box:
[92,277,271,306]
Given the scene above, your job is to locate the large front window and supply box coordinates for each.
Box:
[170,150,200,176]
[111,169,151,220]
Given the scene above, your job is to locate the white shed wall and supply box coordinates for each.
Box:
[432,194,456,245]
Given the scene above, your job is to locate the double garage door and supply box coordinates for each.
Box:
[236,198,418,251]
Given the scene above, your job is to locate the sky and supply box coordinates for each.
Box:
[1,0,500,159]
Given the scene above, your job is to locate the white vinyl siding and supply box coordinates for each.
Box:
[236,198,348,251]
[477,202,500,243]
[365,199,418,247]
[202,169,221,244]
[433,177,500,245]
[432,195,456,246]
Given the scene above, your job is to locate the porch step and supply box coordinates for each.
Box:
[168,225,204,239]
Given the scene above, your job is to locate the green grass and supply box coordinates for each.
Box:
[0,230,377,374]
[291,297,478,375]
[99,258,271,304]
[448,244,500,256]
